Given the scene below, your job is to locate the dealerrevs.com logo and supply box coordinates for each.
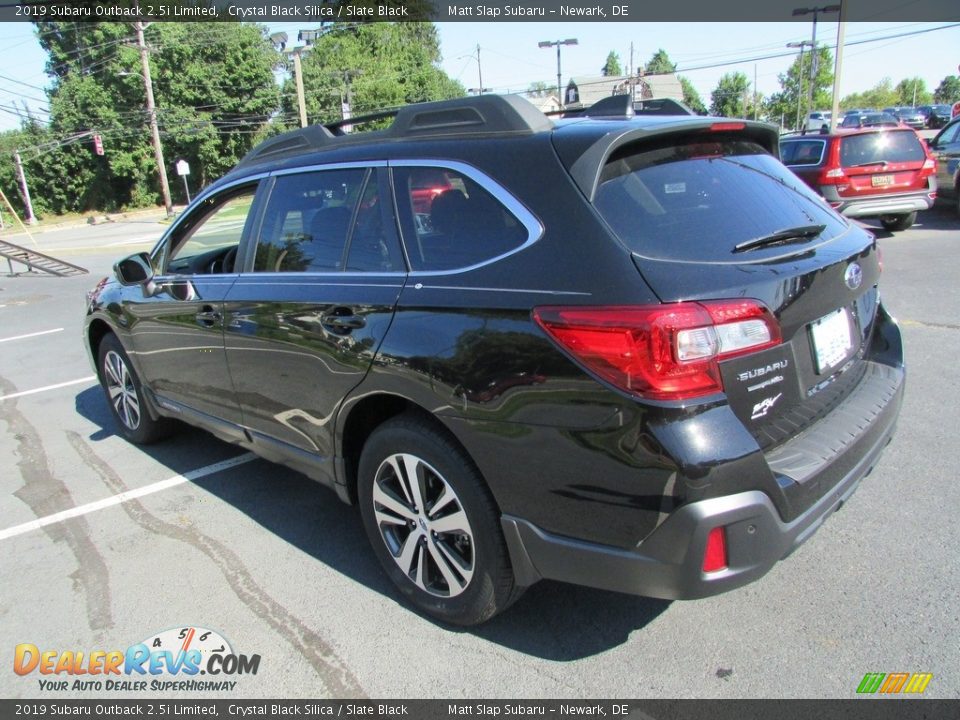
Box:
[14,626,260,692]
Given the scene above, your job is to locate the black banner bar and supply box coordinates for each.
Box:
[1,0,959,22]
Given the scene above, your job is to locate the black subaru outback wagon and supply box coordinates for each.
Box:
[85,95,904,626]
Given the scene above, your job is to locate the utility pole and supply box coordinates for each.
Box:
[13,152,36,225]
[293,50,308,127]
[830,2,847,130]
[787,40,812,130]
[538,38,578,108]
[793,5,841,120]
[477,45,484,95]
[134,14,172,217]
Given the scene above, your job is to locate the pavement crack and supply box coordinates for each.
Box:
[901,318,960,331]
[1,376,114,632]
[65,430,365,698]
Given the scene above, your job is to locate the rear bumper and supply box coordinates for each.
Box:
[502,360,904,599]
[828,187,936,219]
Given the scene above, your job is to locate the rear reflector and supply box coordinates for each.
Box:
[703,526,728,573]
[532,300,780,401]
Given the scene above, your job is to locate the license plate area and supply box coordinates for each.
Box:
[810,308,853,374]
[871,174,894,187]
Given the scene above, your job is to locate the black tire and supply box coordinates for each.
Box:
[357,413,521,626]
[879,211,916,232]
[97,334,175,445]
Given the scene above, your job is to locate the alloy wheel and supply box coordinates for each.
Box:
[103,350,141,431]
[371,453,475,598]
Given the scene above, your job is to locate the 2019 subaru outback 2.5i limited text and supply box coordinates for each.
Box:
[85,95,904,626]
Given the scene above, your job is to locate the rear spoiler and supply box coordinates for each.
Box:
[557,118,782,203]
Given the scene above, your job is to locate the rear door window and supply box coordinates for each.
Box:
[839,131,925,167]
[254,168,402,273]
[780,139,826,166]
[593,136,847,263]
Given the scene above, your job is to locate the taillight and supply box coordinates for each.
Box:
[921,156,936,176]
[532,300,780,401]
[702,527,728,573]
[819,166,846,185]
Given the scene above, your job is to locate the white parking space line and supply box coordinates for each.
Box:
[0,328,64,343]
[0,376,97,401]
[0,453,257,541]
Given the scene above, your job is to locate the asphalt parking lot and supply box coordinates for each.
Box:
[1,205,958,700]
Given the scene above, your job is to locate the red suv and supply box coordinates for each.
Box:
[780,126,937,231]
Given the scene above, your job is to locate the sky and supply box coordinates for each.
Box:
[0,20,958,133]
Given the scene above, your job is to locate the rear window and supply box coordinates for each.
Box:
[780,139,826,166]
[839,130,925,167]
[593,136,847,262]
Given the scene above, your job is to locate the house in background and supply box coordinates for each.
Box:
[524,94,562,114]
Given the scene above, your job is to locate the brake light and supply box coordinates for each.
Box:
[532,300,780,401]
[703,527,728,573]
[710,122,745,132]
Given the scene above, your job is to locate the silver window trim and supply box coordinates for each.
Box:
[389,158,544,277]
[155,159,544,279]
[149,172,269,263]
[781,138,827,167]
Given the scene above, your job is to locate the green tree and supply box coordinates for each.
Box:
[601,51,622,77]
[841,78,898,112]
[283,23,464,129]
[710,72,750,117]
[644,48,676,75]
[934,75,960,103]
[526,81,553,98]
[680,77,706,114]
[895,77,931,106]
[30,20,280,213]
[766,44,833,129]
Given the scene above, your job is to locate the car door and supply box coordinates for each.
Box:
[222,164,405,469]
[124,182,262,426]
[930,119,960,197]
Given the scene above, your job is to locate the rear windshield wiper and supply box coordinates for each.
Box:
[849,160,889,168]
[733,224,826,253]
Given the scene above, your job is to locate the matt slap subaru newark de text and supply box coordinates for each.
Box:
[445,4,630,17]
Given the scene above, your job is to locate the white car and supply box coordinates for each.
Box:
[805,111,832,133]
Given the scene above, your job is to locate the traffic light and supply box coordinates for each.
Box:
[93,134,104,156]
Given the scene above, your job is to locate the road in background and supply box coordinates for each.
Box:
[1,206,958,699]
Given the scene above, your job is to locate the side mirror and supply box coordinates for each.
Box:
[115,252,155,286]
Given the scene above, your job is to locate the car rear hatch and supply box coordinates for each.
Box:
[832,128,932,198]
[552,120,882,452]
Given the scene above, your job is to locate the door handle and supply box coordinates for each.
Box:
[321,311,366,333]
[195,305,222,327]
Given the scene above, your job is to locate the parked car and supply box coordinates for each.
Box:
[780,125,937,231]
[85,95,905,625]
[926,115,960,215]
[882,107,925,130]
[840,111,900,129]
[916,104,953,129]
[805,110,832,132]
